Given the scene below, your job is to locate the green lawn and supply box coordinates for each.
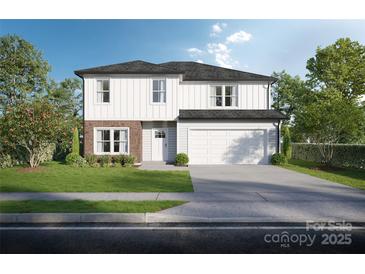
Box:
[0,161,193,192]
[0,200,186,213]
[282,159,365,190]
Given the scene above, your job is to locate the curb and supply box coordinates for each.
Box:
[1,213,364,224]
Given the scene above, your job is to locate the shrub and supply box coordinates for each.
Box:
[292,143,365,169]
[113,154,135,167]
[98,155,113,167]
[175,153,189,166]
[282,126,292,160]
[271,153,287,165]
[0,154,13,168]
[71,127,80,155]
[65,153,88,167]
[85,154,98,167]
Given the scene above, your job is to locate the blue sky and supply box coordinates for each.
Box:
[1,20,365,81]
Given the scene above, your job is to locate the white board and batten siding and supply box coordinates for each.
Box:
[83,75,272,121]
[177,119,277,165]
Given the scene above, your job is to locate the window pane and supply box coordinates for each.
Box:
[97,80,102,91]
[103,142,110,152]
[97,92,103,103]
[103,130,110,141]
[97,130,102,141]
[160,80,165,90]
[97,142,102,152]
[103,92,110,103]
[114,130,120,141]
[215,86,222,96]
[121,142,128,153]
[153,91,160,102]
[120,130,127,141]
[161,92,166,103]
[114,142,120,153]
[153,80,159,91]
[225,96,232,106]
[225,86,233,96]
[216,96,222,106]
[210,96,216,106]
[103,80,109,91]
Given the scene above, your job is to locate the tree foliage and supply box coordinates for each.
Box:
[0,35,50,111]
[306,38,365,100]
[295,89,365,164]
[282,126,292,159]
[0,100,71,167]
[72,127,80,155]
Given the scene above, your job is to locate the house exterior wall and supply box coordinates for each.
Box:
[142,121,177,162]
[177,119,278,160]
[83,74,272,121]
[84,120,142,163]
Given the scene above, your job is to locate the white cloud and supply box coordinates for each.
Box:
[187,47,204,57]
[207,43,237,69]
[210,22,227,37]
[195,59,204,63]
[226,30,252,44]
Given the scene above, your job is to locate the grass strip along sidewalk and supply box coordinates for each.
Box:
[0,200,186,213]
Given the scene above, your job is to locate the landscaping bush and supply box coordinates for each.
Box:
[71,127,80,155]
[113,155,135,167]
[292,143,365,169]
[282,126,292,159]
[98,155,113,167]
[65,153,88,167]
[271,153,287,165]
[0,154,13,168]
[85,154,98,167]
[175,153,189,166]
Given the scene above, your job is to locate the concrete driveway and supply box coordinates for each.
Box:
[159,165,365,222]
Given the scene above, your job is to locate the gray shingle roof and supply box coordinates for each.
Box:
[75,60,276,82]
[160,61,276,82]
[179,109,288,120]
[74,60,179,76]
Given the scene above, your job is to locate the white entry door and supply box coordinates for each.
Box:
[152,128,168,161]
[188,129,267,164]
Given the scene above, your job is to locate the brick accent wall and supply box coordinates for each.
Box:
[84,120,142,163]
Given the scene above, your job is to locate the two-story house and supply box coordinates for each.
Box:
[75,60,287,165]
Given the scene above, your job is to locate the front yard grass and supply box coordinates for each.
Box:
[282,159,365,190]
[0,161,193,192]
[0,200,186,213]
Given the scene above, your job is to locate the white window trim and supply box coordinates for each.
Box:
[95,78,111,105]
[150,78,167,105]
[93,127,130,155]
[209,84,239,108]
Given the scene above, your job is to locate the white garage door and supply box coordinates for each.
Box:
[188,129,267,165]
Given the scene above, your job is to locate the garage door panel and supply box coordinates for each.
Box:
[189,129,267,165]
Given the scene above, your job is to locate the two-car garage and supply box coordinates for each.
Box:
[188,129,267,165]
[177,110,286,165]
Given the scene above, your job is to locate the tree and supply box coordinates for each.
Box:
[71,127,80,155]
[306,38,365,101]
[0,100,70,167]
[0,35,51,112]
[282,126,292,159]
[295,89,365,164]
[47,78,82,117]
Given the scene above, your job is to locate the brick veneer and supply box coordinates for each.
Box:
[84,120,142,163]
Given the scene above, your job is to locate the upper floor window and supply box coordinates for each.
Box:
[152,79,166,103]
[210,85,238,107]
[97,79,110,103]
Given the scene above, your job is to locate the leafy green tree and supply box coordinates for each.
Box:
[71,127,80,155]
[0,35,50,112]
[0,100,70,167]
[306,38,365,100]
[295,89,365,164]
[282,126,292,159]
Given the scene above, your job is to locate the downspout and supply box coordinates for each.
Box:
[267,82,270,109]
[82,77,85,156]
[277,119,281,153]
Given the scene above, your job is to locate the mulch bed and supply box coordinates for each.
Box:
[17,167,45,173]
[309,165,344,172]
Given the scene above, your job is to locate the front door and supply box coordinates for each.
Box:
[152,128,168,161]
